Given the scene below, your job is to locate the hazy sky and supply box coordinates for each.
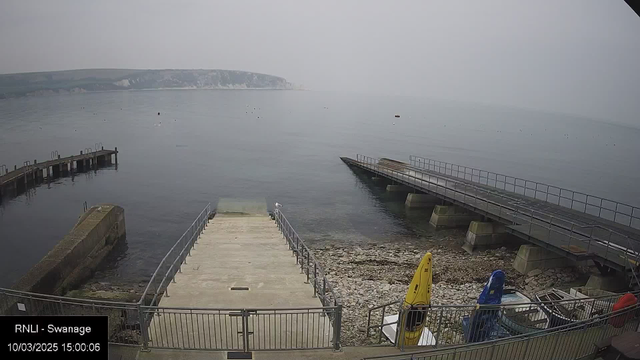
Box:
[1,1,639,125]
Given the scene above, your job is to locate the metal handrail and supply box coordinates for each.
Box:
[416,155,640,272]
[409,155,640,229]
[366,291,630,316]
[139,203,211,306]
[367,290,638,320]
[402,158,638,243]
[273,206,342,307]
[141,305,341,311]
[273,206,343,350]
[578,224,640,288]
[353,155,640,272]
[0,286,137,307]
[363,302,640,359]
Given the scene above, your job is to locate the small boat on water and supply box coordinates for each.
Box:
[499,289,550,334]
[535,289,580,327]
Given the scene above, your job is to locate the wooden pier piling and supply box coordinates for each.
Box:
[0,148,118,200]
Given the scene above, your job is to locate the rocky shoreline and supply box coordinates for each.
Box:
[67,230,590,347]
[66,281,149,303]
[312,235,589,346]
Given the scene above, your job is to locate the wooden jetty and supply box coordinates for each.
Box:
[0,147,118,199]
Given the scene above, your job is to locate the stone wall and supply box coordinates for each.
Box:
[12,204,126,295]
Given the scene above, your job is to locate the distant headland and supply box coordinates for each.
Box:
[0,69,295,99]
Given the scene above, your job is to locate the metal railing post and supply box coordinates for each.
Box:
[333,305,342,351]
[242,309,250,352]
[306,250,310,283]
[434,308,444,348]
[138,303,150,350]
[395,308,405,350]
[488,343,497,359]
[313,263,317,297]
[569,223,575,248]
[323,278,327,305]
[299,245,304,273]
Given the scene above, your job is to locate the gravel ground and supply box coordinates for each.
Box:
[312,233,589,346]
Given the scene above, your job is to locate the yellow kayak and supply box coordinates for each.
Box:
[398,252,432,347]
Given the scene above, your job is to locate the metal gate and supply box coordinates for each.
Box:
[141,306,341,351]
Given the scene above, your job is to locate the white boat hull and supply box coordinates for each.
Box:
[382,314,436,346]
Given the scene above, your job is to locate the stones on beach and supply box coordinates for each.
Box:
[312,241,587,346]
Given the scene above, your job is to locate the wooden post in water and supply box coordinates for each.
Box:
[47,166,51,187]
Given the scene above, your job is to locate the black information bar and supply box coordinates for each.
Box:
[0,316,108,359]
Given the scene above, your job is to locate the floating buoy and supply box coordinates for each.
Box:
[394,114,400,118]
[158,112,160,115]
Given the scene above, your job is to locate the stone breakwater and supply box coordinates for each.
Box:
[313,241,588,346]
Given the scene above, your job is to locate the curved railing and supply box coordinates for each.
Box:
[0,287,140,345]
[139,203,211,307]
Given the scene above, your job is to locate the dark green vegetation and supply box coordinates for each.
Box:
[0,69,291,98]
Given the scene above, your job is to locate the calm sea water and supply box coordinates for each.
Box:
[1,90,639,288]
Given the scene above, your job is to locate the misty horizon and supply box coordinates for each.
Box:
[1,1,639,126]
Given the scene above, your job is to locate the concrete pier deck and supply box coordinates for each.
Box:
[342,155,640,274]
[147,202,332,351]
[159,213,321,308]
